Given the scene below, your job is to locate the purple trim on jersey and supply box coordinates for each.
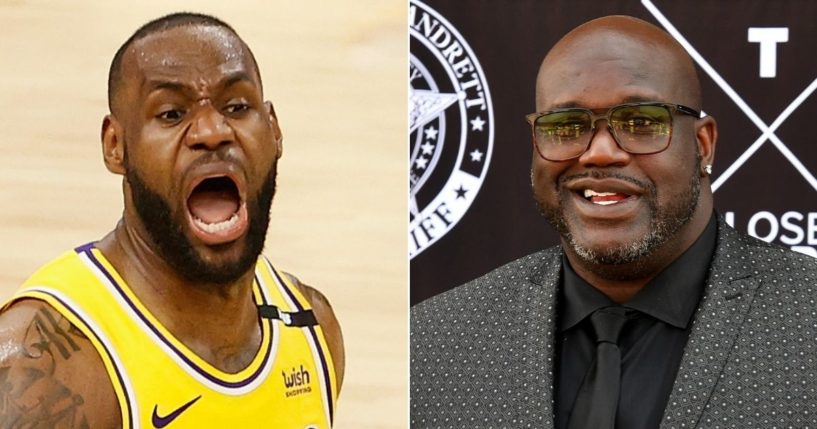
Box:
[74,242,96,253]
[77,246,273,389]
[38,290,135,429]
[268,261,335,423]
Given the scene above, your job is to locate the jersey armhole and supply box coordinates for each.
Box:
[9,289,135,429]
[270,268,340,408]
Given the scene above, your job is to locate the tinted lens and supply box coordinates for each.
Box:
[609,105,672,153]
[533,110,592,160]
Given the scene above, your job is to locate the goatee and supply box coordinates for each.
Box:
[537,163,701,266]
[126,164,276,286]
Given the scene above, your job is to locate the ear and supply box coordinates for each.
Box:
[101,115,126,175]
[695,115,717,177]
[266,101,283,159]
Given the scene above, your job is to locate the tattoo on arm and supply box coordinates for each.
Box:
[24,308,84,363]
[0,307,92,428]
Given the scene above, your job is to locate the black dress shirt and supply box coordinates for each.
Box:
[555,214,717,429]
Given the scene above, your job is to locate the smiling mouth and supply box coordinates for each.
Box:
[186,176,248,243]
[582,188,632,205]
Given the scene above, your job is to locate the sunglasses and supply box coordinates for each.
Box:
[525,102,701,161]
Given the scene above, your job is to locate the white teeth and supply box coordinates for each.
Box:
[583,188,625,205]
[583,189,617,198]
[193,213,239,234]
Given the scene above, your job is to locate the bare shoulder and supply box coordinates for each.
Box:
[0,299,120,428]
[282,272,345,393]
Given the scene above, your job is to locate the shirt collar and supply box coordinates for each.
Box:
[559,213,717,332]
[559,255,615,331]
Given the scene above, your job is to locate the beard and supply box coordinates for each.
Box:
[126,163,276,286]
[537,160,701,266]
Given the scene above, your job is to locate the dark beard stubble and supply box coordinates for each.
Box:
[537,160,701,267]
[126,163,276,286]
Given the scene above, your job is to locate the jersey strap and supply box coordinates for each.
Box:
[257,305,318,327]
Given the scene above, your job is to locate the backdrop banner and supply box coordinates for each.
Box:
[410,0,817,304]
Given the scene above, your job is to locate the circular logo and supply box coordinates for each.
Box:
[409,0,494,258]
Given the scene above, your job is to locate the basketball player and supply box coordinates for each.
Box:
[0,13,343,428]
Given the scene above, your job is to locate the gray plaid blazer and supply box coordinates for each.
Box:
[411,219,817,428]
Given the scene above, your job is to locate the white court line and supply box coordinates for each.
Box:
[642,0,817,193]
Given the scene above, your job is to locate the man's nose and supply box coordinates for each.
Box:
[577,122,632,167]
[185,104,234,150]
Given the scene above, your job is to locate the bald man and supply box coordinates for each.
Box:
[0,13,342,428]
[411,15,817,428]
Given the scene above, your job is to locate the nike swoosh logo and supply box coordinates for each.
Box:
[152,395,202,428]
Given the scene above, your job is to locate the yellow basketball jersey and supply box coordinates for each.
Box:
[5,243,338,428]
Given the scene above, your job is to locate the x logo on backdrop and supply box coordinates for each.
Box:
[645,0,817,257]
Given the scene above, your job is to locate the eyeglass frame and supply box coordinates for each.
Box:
[524,102,702,161]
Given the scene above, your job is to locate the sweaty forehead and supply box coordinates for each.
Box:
[122,25,258,92]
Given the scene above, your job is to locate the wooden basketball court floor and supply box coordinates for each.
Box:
[0,1,407,427]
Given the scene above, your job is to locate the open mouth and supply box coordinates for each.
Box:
[186,176,248,244]
[581,188,632,205]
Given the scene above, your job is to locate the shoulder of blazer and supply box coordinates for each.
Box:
[410,247,562,428]
[713,217,817,280]
[410,247,563,358]
[661,216,817,429]
[411,247,562,322]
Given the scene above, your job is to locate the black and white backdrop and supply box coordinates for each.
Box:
[410,0,817,304]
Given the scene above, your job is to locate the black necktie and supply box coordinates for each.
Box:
[567,306,627,429]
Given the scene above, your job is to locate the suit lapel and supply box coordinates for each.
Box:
[525,249,563,427]
[660,223,762,428]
